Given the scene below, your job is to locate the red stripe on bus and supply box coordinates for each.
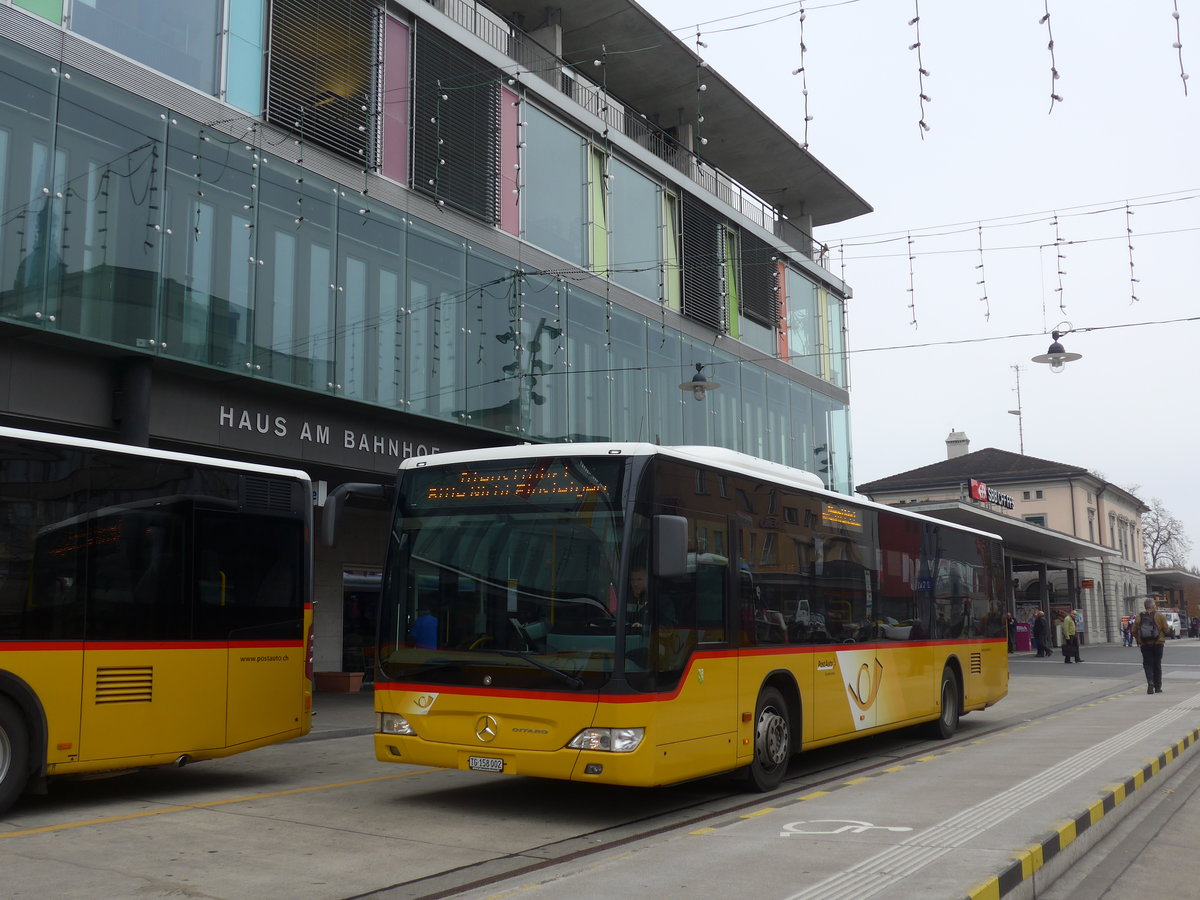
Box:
[376,636,1007,704]
[83,641,301,651]
[2,639,303,651]
[0,642,85,652]
[377,650,735,704]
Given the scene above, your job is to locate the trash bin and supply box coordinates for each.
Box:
[1015,622,1031,652]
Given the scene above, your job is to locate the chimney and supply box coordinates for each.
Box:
[946,429,970,459]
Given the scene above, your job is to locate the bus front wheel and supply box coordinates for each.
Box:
[927,668,960,739]
[0,696,31,815]
[746,686,791,792]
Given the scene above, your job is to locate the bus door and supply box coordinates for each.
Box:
[646,540,737,766]
[810,562,879,741]
[80,509,227,761]
[21,514,87,767]
[199,513,308,747]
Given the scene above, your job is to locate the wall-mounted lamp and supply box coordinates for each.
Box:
[1031,325,1083,374]
[680,363,720,401]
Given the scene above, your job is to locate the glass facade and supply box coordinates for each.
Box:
[608,157,660,300]
[71,1,222,97]
[786,266,820,378]
[523,106,586,266]
[0,27,853,489]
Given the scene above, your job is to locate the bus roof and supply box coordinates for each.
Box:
[0,425,312,486]
[400,443,1002,543]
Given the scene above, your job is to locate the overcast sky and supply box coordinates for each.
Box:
[639,0,1199,565]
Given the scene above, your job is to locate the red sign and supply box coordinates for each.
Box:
[968,478,988,502]
[967,478,1015,510]
[1081,579,1094,589]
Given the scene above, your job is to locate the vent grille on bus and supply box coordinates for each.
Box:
[970,652,983,675]
[95,667,153,704]
[244,475,296,512]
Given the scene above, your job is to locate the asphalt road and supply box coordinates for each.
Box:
[2,639,1197,899]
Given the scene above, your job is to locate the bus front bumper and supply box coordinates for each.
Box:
[374,733,661,786]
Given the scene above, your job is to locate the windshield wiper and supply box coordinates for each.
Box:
[487,649,585,689]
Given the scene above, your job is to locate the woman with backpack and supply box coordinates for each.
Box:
[1133,597,1169,694]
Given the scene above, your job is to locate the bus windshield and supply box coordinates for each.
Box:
[378,456,629,690]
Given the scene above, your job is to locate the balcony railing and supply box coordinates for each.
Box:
[425,0,826,265]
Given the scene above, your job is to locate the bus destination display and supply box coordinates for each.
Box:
[413,459,620,508]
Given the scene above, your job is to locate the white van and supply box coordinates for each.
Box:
[1162,611,1182,638]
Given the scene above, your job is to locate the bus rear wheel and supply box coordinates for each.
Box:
[0,697,31,815]
[927,668,960,739]
[746,686,791,792]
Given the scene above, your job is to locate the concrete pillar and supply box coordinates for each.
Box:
[113,357,153,447]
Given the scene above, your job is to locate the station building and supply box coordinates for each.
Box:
[857,431,1147,646]
[0,1,869,671]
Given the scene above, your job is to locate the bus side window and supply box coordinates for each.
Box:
[88,513,187,640]
[194,513,303,640]
[692,561,727,641]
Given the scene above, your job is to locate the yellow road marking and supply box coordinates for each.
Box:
[0,770,423,840]
[740,807,777,819]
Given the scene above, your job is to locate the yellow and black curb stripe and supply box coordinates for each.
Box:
[698,695,1126,836]
[965,726,1200,900]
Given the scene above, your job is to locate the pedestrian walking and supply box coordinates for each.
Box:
[1032,609,1050,657]
[1133,597,1169,694]
[1006,613,1016,653]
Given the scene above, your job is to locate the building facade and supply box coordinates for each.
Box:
[0,0,869,670]
[857,433,1147,645]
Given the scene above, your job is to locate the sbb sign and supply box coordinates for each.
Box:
[968,478,1015,509]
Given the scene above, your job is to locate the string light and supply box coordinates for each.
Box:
[793,1,813,150]
[908,2,932,137]
[906,231,918,326]
[1171,1,1190,94]
[975,224,990,321]
[1125,202,1140,302]
[1050,213,1068,311]
[695,39,708,155]
[1040,1,1064,111]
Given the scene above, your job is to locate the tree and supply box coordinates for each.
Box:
[1142,498,1193,568]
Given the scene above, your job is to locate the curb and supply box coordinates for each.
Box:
[964,725,1200,900]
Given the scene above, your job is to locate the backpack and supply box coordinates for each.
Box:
[1138,612,1160,643]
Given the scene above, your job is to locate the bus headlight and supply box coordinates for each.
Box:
[566,727,644,752]
[379,713,417,736]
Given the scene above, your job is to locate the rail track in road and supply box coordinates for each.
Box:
[360,676,1141,900]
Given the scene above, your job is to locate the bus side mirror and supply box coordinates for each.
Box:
[321,482,390,548]
[653,515,688,578]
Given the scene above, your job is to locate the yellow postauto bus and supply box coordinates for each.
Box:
[0,427,314,814]
[327,443,1007,791]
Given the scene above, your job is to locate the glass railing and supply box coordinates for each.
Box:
[425,0,827,266]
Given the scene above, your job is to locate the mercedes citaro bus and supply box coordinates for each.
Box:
[325,443,1007,791]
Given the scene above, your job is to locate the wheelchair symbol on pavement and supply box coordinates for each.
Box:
[780,819,913,837]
